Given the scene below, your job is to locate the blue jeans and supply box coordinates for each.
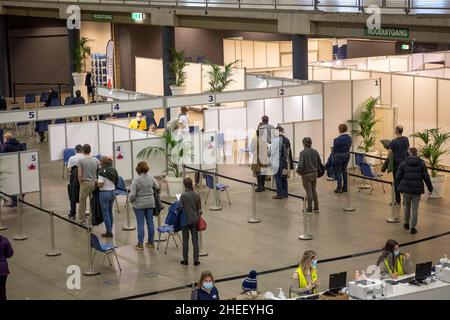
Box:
[333,152,350,190]
[133,207,155,244]
[274,170,288,197]
[99,190,115,233]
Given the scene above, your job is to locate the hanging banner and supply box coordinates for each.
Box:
[106,40,114,90]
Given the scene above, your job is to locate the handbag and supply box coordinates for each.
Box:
[197,215,207,231]
[317,162,325,178]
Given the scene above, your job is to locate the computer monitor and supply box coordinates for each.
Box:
[415,262,432,282]
[329,272,347,294]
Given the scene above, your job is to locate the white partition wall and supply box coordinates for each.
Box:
[131,138,166,178]
[350,70,371,80]
[264,98,283,126]
[389,56,409,72]
[283,96,303,122]
[414,77,438,135]
[371,72,392,105]
[246,100,264,133]
[312,66,332,81]
[136,57,164,96]
[323,81,352,160]
[49,124,67,162]
[303,94,323,121]
[438,79,450,165]
[113,141,133,180]
[294,120,324,160]
[331,68,351,80]
[66,122,99,156]
[99,122,114,157]
[0,153,21,195]
[392,74,414,138]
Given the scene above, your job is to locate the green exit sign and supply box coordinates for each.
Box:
[92,13,113,21]
[364,27,409,40]
[131,12,145,21]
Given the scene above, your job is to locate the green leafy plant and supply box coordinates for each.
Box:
[348,96,380,153]
[137,124,192,178]
[207,60,238,93]
[411,128,450,178]
[170,49,188,87]
[72,37,93,73]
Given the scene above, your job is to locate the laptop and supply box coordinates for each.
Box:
[397,261,432,284]
[328,271,347,294]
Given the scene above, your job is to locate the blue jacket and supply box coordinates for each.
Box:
[396,156,433,195]
[1,138,25,153]
[166,201,186,232]
[333,134,352,153]
[191,286,220,300]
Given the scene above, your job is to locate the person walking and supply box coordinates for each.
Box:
[250,123,269,192]
[178,177,201,266]
[396,148,433,234]
[77,144,100,223]
[129,161,160,250]
[67,144,84,219]
[0,234,13,300]
[191,270,219,300]
[96,157,118,238]
[296,137,322,213]
[389,125,410,206]
[332,124,352,193]
[270,126,288,199]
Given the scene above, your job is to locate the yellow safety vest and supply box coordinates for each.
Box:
[296,267,318,294]
[384,255,404,276]
[129,119,146,131]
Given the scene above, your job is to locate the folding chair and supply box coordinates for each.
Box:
[359,162,386,195]
[156,225,182,254]
[114,176,128,213]
[90,233,122,271]
[204,173,231,206]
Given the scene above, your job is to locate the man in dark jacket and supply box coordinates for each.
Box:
[1,133,25,207]
[396,148,433,235]
[390,125,410,205]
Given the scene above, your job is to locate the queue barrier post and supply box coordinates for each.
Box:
[209,170,222,211]
[0,200,8,231]
[298,200,313,240]
[122,191,136,231]
[248,182,261,223]
[13,195,28,241]
[387,183,400,223]
[343,171,356,212]
[46,211,61,257]
[199,230,208,257]
[83,226,100,276]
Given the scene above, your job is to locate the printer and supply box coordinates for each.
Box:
[435,263,450,283]
[348,279,384,300]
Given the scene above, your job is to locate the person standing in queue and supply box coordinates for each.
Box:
[178,177,201,266]
[77,144,100,223]
[376,239,413,280]
[290,249,320,298]
[96,157,119,238]
[67,144,84,219]
[389,125,410,206]
[270,126,288,199]
[129,161,160,250]
[332,123,352,193]
[250,123,268,192]
[191,270,219,300]
[0,234,13,300]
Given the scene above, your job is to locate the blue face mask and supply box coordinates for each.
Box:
[203,281,213,290]
[394,250,400,256]
[311,259,318,268]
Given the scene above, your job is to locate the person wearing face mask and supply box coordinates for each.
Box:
[128,112,147,131]
[376,239,413,280]
[191,270,220,300]
[290,249,320,298]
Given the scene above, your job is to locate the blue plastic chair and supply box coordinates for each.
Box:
[115,112,129,119]
[204,173,231,206]
[114,176,128,213]
[156,209,182,254]
[90,233,121,271]
[189,126,199,133]
[64,96,74,105]
[54,119,66,125]
[49,97,60,107]
[157,117,165,129]
[39,92,49,103]
[359,161,385,194]
[63,148,76,178]
[25,94,36,104]
[354,152,365,168]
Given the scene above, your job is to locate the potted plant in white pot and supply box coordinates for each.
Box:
[411,128,450,199]
[207,60,238,107]
[137,122,192,198]
[348,96,380,165]
[169,49,188,96]
[71,37,92,94]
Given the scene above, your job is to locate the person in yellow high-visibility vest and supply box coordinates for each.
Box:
[290,249,320,298]
[377,239,413,280]
[128,112,147,131]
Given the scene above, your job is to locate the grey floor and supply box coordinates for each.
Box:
[1,132,450,300]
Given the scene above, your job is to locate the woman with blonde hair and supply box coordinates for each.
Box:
[177,106,190,134]
[290,249,320,297]
[191,270,220,300]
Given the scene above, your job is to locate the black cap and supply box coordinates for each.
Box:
[75,144,83,152]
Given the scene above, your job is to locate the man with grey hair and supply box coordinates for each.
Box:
[296,137,322,213]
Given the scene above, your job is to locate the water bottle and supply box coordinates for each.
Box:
[355,270,360,280]
[277,288,286,299]
[361,271,367,280]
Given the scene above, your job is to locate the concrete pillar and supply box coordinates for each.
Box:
[292,34,308,80]
[67,28,80,89]
[162,26,175,121]
[0,15,10,96]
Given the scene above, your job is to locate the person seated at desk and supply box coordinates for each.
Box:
[376,239,413,280]
[290,249,320,298]
[128,112,146,131]
[148,124,158,134]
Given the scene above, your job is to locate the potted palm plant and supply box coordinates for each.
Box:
[348,96,380,165]
[169,49,188,96]
[411,128,450,199]
[71,37,93,89]
[137,122,192,197]
[207,60,238,106]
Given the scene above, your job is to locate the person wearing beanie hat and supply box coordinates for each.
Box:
[234,270,265,300]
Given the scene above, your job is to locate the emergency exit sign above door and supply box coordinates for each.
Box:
[364,27,410,40]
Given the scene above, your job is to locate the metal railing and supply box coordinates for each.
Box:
[7,0,450,14]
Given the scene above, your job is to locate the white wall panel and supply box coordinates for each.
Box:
[266,42,280,68]
[283,96,303,123]
[294,120,324,160]
[132,138,166,178]
[392,75,414,138]
[136,57,163,96]
[312,66,332,81]
[438,79,450,165]
[114,126,130,142]
[254,41,267,68]
[20,151,40,194]
[264,98,283,126]
[49,124,66,161]
[0,153,20,195]
[371,72,391,105]
[98,122,114,157]
[303,94,323,121]
[66,122,99,156]
[331,68,351,80]
[414,77,437,136]
[241,40,254,69]
[246,100,264,134]
[204,108,219,132]
[113,141,132,180]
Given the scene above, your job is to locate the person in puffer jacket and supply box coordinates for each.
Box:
[396,148,433,235]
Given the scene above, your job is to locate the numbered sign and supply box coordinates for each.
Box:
[28,111,36,120]
[279,88,285,96]
[207,95,215,104]
[113,103,120,112]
